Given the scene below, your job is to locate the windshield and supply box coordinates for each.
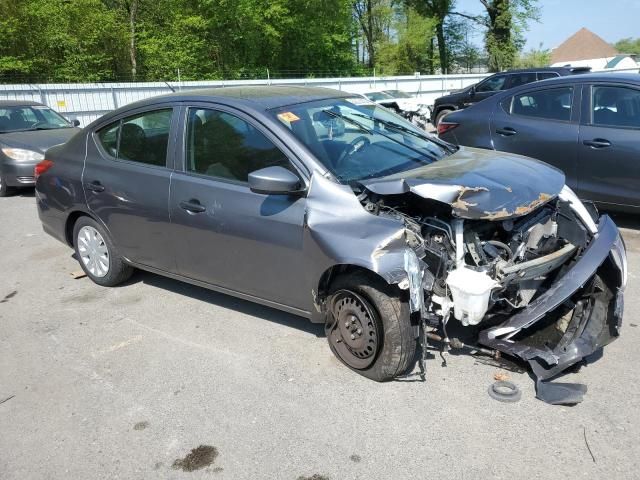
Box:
[384,90,412,98]
[271,97,451,182]
[0,105,71,133]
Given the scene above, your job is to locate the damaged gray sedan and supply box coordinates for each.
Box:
[35,87,627,402]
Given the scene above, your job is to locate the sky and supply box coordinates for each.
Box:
[455,0,640,50]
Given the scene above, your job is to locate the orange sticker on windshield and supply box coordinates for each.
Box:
[277,112,300,123]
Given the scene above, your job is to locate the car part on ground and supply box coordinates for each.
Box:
[488,381,522,403]
[35,86,625,404]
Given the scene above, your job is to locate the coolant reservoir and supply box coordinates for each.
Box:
[445,267,498,326]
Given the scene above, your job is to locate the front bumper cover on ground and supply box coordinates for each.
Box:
[478,215,625,404]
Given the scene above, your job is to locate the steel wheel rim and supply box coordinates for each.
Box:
[327,290,381,370]
[77,226,109,278]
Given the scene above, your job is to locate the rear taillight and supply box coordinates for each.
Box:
[437,121,459,136]
[34,159,54,180]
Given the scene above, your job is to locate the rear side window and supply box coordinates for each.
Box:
[508,72,537,88]
[509,87,573,121]
[476,75,508,93]
[96,108,172,167]
[538,72,559,80]
[591,86,640,128]
[185,108,290,182]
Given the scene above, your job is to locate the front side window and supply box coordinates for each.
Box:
[95,108,172,167]
[271,98,450,183]
[509,87,573,121]
[592,86,640,128]
[185,108,290,182]
[476,75,507,93]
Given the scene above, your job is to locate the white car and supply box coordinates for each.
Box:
[361,90,431,128]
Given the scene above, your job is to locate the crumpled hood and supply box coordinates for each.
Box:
[0,128,80,153]
[361,146,566,220]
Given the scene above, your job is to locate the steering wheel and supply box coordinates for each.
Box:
[336,135,371,169]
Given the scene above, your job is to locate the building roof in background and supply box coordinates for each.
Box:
[551,28,619,64]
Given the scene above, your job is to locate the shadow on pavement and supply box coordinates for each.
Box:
[132,270,325,338]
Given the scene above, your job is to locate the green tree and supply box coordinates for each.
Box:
[376,7,436,75]
[514,44,550,68]
[614,38,640,55]
[408,0,455,73]
[480,0,540,71]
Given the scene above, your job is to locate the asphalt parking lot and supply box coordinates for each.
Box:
[1,191,639,480]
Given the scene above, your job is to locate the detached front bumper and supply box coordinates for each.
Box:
[1,159,37,186]
[478,215,626,381]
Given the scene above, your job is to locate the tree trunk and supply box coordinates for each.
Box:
[366,0,374,68]
[129,0,138,80]
[436,22,447,74]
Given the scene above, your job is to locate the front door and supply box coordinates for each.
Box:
[577,83,640,208]
[490,84,580,189]
[84,107,177,271]
[169,106,308,310]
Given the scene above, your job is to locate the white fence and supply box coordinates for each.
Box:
[0,74,488,126]
[2,67,638,127]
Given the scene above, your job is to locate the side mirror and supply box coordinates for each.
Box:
[248,166,302,195]
[469,85,476,97]
[70,119,80,127]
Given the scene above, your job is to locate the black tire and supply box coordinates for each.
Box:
[326,271,417,382]
[435,108,453,127]
[0,173,15,197]
[72,216,134,287]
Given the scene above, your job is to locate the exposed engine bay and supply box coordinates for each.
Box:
[355,184,626,404]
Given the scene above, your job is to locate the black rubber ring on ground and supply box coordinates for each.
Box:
[488,380,522,403]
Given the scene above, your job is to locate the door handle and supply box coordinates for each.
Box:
[179,199,206,214]
[85,181,105,193]
[496,127,517,136]
[583,138,611,149]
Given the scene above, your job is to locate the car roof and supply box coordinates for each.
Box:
[0,100,45,107]
[123,86,355,112]
[515,72,640,86]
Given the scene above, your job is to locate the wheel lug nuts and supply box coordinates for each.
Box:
[345,321,349,327]
[350,334,355,340]
[357,328,362,335]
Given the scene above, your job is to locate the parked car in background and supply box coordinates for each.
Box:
[35,86,626,403]
[0,100,80,196]
[430,66,592,126]
[438,73,640,213]
[361,90,431,128]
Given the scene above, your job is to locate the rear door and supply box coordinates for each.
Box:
[85,106,178,271]
[577,82,640,208]
[168,105,309,310]
[490,84,580,189]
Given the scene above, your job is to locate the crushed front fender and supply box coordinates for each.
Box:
[478,215,625,404]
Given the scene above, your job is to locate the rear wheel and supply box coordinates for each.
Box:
[326,272,416,382]
[72,216,133,287]
[435,108,453,127]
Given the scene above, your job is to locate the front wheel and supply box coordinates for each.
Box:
[73,216,133,287]
[0,173,15,197]
[326,272,417,382]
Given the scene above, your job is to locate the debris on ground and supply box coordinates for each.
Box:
[70,270,87,279]
[172,445,218,472]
